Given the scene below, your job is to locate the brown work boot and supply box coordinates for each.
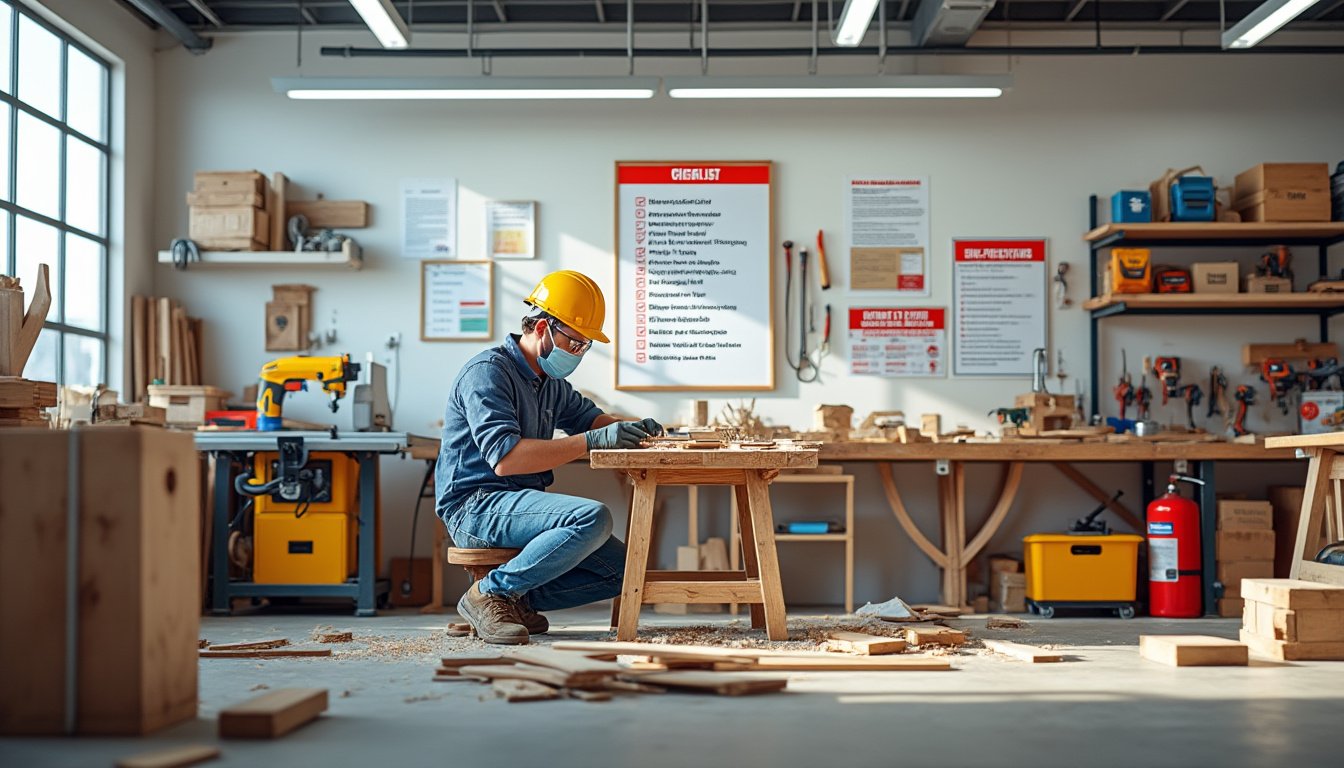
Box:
[513,595,549,635]
[456,583,529,645]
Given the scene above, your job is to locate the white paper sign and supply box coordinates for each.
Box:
[401,178,457,258]
[421,260,492,341]
[849,307,946,378]
[845,176,931,296]
[486,200,536,260]
[615,162,773,390]
[952,239,1048,376]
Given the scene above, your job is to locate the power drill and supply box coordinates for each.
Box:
[1233,385,1256,437]
[1180,384,1203,430]
[1207,366,1227,417]
[989,407,1030,428]
[1258,245,1294,287]
[1259,358,1295,415]
[1113,371,1134,421]
[1154,356,1181,406]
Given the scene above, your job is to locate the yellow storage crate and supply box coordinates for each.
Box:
[254,511,357,584]
[1023,533,1144,618]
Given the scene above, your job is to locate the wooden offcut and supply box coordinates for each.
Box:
[459,664,575,689]
[115,744,221,768]
[1239,629,1344,661]
[286,199,370,228]
[206,638,290,651]
[218,688,327,739]
[1243,599,1344,644]
[981,639,1063,663]
[1239,578,1344,611]
[825,631,907,656]
[1139,635,1248,667]
[742,655,951,672]
[200,649,331,659]
[492,679,560,703]
[904,626,967,646]
[629,671,787,696]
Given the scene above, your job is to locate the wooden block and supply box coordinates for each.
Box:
[461,664,574,689]
[743,655,951,671]
[506,648,625,687]
[200,649,331,659]
[265,301,304,352]
[492,679,560,702]
[193,170,264,195]
[270,172,288,250]
[1244,599,1344,643]
[629,671,788,696]
[1139,635,1248,667]
[218,688,327,739]
[186,189,263,208]
[1240,629,1344,661]
[552,641,761,664]
[286,199,369,228]
[190,206,269,244]
[207,638,290,651]
[825,631,907,656]
[317,632,352,643]
[1239,578,1344,611]
[981,639,1063,663]
[439,654,508,668]
[115,744,221,768]
[904,626,967,646]
[1216,530,1275,562]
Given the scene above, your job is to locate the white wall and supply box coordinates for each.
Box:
[147,28,1342,604]
[30,0,157,391]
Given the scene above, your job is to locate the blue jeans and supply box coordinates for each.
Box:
[443,489,626,612]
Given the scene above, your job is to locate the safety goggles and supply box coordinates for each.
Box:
[550,323,593,355]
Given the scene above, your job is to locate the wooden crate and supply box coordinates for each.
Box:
[189,207,269,251]
[147,385,230,426]
[0,428,200,735]
[193,170,265,196]
[1233,163,1331,223]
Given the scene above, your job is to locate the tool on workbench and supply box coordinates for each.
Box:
[1154,356,1181,406]
[256,353,361,431]
[1053,262,1072,309]
[1233,385,1256,437]
[1135,357,1154,421]
[1259,358,1296,415]
[1257,245,1294,286]
[1207,366,1228,418]
[1107,351,1136,433]
[1179,384,1203,430]
[816,229,831,290]
[989,407,1031,428]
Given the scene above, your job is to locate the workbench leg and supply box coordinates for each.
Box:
[1292,449,1335,580]
[728,495,740,616]
[616,472,658,641]
[745,473,789,640]
[1196,460,1217,617]
[210,452,233,615]
[421,526,446,615]
[735,484,764,629]
[355,452,377,617]
[845,476,855,615]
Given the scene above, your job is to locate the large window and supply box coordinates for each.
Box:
[1,0,110,387]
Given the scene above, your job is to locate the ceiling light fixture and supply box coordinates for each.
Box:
[1221,0,1322,49]
[834,0,883,46]
[348,0,412,49]
[272,77,660,100]
[665,75,1011,99]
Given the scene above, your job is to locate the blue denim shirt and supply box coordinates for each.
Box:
[435,334,602,518]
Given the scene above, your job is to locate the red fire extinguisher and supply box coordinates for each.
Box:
[1147,474,1205,618]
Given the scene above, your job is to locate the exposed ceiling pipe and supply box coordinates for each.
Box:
[124,0,213,52]
[321,43,1344,57]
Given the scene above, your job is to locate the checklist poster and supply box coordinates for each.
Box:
[615,162,774,390]
[952,239,1048,376]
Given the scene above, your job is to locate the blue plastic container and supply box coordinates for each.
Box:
[1170,176,1215,222]
[1111,190,1152,223]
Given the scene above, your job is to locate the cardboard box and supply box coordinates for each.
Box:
[1216,530,1275,562]
[1299,390,1344,435]
[1217,499,1274,530]
[1218,597,1243,618]
[147,385,230,426]
[1244,275,1292,294]
[0,428,200,735]
[1233,163,1330,222]
[1217,560,1274,589]
[1192,262,1239,294]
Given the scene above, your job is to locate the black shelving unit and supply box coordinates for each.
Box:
[1083,195,1344,616]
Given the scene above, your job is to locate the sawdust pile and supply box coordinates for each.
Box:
[635,617,915,653]
[332,630,484,661]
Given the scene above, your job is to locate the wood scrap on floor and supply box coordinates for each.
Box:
[492,679,561,702]
[445,622,472,637]
[114,745,221,768]
[317,631,353,643]
[458,663,581,689]
[736,655,950,671]
[981,639,1063,663]
[565,688,612,702]
[904,626,968,647]
[628,671,787,696]
[206,638,290,651]
[200,648,332,659]
[985,617,1029,630]
[1139,635,1249,667]
[218,688,328,739]
[824,631,907,656]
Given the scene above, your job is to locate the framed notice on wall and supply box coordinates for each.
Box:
[421,260,493,341]
[849,307,947,378]
[614,161,774,391]
[952,239,1048,376]
[844,176,931,296]
[486,200,536,259]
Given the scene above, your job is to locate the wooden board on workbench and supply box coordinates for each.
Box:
[218,688,327,739]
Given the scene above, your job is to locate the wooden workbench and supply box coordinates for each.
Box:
[1264,433,1344,587]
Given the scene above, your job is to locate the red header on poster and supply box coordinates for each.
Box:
[617,164,771,185]
[849,308,946,330]
[954,240,1046,262]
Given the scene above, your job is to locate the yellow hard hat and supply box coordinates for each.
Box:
[525,270,609,343]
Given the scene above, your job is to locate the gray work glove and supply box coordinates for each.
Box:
[637,418,665,437]
[586,421,650,450]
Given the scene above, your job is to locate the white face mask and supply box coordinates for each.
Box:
[538,324,583,379]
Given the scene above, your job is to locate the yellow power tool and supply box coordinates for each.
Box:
[257,354,361,431]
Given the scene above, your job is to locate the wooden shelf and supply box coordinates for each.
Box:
[774,533,848,542]
[158,240,362,270]
[1085,222,1344,245]
[1084,292,1344,315]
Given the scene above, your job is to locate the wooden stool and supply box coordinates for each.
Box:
[1264,434,1344,586]
[591,447,819,641]
[446,547,521,584]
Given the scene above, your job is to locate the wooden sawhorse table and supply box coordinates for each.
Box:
[591,447,819,641]
[1264,433,1344,586]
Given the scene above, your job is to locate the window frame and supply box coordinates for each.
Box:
[2,0,111,386]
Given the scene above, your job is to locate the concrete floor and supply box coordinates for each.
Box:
[2,605,1342,768]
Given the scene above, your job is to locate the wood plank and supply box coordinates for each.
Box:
[146,295,159,384]
[459,664,574,689]
[745,471,789,640]
[1239,578,1344,611]
[627,671,787,696]
[1139,635,1248,667]
[982,639,1063,663]
[492,679,560,702]
[157,298,171,385]
[822,441,1298,463]
[439,654,509,668]
[641,468,749,486]
[825,631,907,656]
[218,688,327,738]
[743,655,951,671]
[1239,629,1344,661]
[1245,601,1344,643]
[507,648,627,678]
[270,172,288,250]
[207,638,290,651]
[645,569,749,582]
[616,471,657,641]
[285,199,369,228]
[552,641,782,661]
[11,264,50,376]
[200,649,331,659]
[1242,341,1339,366]
[1083,292,1344,313]
[131,296,147,401]
[115,744,221,768]
[0,286,20,376]
[171,307,186,385]
[641,581,763,603]
[904,626,967,646]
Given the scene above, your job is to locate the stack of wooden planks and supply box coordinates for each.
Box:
[130,295,204,403]
[1239,578,1344,660]
[0,376,56,427]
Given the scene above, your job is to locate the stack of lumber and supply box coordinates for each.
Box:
[93,402,167,427]
[129,295,205,403]
[1215,499,1276,617]
[188,170,270,251]
[1239,578,1344,660]
[0,376,56,428]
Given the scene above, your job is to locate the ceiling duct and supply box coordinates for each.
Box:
[911,0,997,47]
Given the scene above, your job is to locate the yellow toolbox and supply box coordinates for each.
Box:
[1109,248,1152,293]
[1023,533,1144,618]
[254,510,357,584]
